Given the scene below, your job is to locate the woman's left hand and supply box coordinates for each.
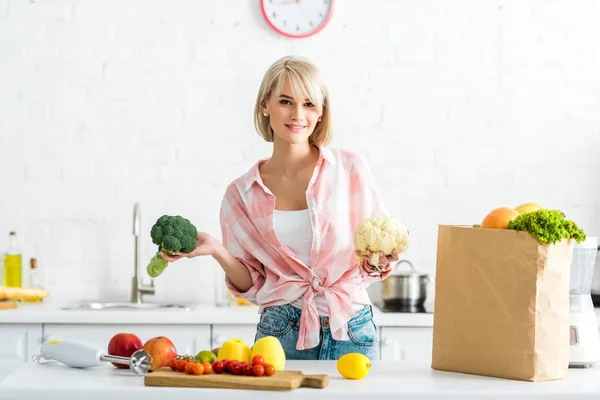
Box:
[356,249,400,278]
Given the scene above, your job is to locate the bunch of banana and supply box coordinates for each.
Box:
[514,202,543,214]
[0,285,50,301]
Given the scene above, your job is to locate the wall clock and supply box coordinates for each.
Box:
[260,0,334,39]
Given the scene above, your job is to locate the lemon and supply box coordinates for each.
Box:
[337,353,371,380]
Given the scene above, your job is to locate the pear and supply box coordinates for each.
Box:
[195,350,217,364]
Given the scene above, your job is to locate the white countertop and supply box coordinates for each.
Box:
[0,302,435,327]
[3,302,600,328]
[2,360,600,399]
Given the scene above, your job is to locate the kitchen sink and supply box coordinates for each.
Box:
[61,302,194,311]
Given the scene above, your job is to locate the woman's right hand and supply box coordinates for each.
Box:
[160,232,221,262]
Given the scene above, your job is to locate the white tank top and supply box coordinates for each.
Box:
[273,209,313,266]
[273,209,368,316]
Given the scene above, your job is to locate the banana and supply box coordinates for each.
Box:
[514,202,543,214]
[0,285,49,301]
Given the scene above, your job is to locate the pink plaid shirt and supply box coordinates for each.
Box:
[219,144,388,350]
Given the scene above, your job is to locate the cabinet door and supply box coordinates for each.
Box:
[0,324,43,380]
[380,327,433,363]
[211,324,258,349]
[43,324,211,356]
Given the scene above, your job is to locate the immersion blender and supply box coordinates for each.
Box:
[32,339,152,376]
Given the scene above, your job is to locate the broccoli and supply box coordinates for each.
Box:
[507,209,586,245]
[146,215,198,278]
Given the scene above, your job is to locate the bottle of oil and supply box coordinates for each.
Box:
[24,257,44,303]
[3,231,22,287]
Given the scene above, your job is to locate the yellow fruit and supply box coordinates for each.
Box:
[195,350,217,364]
[514,202,543,214]
[217,338,251,363]
[251,336,286,370]
[337,353,371,380]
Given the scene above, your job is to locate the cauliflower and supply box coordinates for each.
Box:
[353,216,409,266]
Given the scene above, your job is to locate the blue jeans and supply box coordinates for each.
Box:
[253,303,379,361]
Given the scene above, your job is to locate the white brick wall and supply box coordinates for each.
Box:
[1,0,599,306]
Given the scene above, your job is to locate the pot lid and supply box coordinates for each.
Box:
[393,260,429,277]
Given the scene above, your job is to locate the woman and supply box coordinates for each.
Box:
[163,55,400,360]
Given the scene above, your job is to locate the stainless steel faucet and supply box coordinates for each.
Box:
[132,203,155,303]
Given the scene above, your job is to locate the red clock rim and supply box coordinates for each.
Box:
[260,0,335,39]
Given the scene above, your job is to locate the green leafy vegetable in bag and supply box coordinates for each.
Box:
[507,209,586,245]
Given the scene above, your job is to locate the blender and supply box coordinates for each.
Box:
[569,236,600,368]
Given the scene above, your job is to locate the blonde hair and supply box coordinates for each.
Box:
[254,56,332,146]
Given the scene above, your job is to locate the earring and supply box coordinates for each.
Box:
[318,117,322,122]
[264,113,268,117]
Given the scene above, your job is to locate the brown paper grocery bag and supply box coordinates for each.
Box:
[431,225,574,382]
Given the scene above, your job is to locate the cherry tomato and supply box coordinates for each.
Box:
[251,355,265,366]
[185,361,196,374]
[230,363,243,375]
[169,359,178,371]
[201,362,212,374]
[191,363,205,376]
[177,360,188,372]
[243,364,254,376]
[264,364,275,376]
[253,364,265,377]
[212,361,225,374]
[225,360,236,373]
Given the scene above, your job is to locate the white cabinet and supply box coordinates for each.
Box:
[0,324,43,381]
[380,327,433,363]
[212,324,258,349]
[43,324,211,356]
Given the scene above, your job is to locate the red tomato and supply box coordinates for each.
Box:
[230,363,243,375]
[177,360,188,372]
[253,364,265,377]
[225,360,236,373]
[169,359,178,371]
[243,364,254,376]
[264,364,275,377]
[251,355,265,366]
[212,361,225,374]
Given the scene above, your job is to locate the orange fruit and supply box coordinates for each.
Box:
[481,207,519,229]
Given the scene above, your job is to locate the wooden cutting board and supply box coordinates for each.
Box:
[0,300,18,310]
[144,368,329,391]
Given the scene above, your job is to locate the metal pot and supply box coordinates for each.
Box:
[382,260,432,308]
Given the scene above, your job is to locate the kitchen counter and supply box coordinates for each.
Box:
[0,302,435,327]
[3,302,600,328]
[2,360,600,399]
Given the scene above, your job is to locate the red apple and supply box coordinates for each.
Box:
[107,333,143,369]
[143,336,177,372]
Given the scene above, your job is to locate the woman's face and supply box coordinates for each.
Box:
[262,79,321,145]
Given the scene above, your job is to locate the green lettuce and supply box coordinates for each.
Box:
[507,209,586,245]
